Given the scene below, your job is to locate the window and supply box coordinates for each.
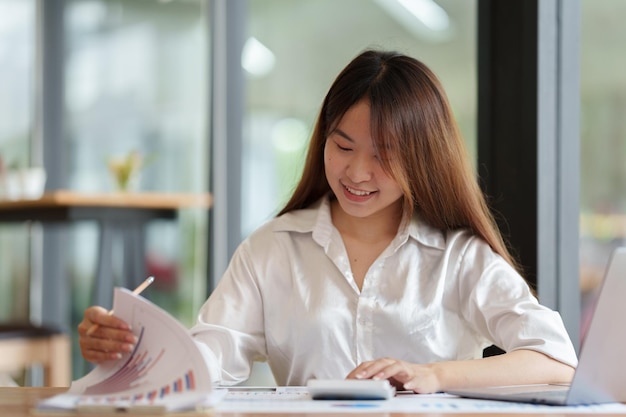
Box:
[0,0,36,321]
[63,0,210,327]
[579,0,626,337]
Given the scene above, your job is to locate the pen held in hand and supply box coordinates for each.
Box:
[86,276,155,336]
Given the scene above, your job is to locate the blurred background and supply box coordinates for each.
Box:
[0,0,623,381]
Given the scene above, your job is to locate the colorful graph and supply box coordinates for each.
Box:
[67,288,213,404]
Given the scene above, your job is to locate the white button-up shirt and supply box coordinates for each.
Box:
[191,196,578,386]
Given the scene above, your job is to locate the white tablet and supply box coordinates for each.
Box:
[306,379,396,400]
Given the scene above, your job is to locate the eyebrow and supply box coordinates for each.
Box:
[332,128,355,143]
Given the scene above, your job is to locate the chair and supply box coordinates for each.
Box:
[483,344,505,357]
[0,323,71,386]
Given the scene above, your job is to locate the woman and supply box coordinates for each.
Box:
[79,50,577,394]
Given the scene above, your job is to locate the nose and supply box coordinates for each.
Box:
[346,152,374,183]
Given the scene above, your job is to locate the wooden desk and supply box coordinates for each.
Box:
[0,191,212,321]
[3,387,623,417]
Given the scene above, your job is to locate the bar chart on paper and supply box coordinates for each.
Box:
[37,288,219,412]
[80,330,199,400]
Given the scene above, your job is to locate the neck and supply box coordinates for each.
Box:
[330,200,403,243]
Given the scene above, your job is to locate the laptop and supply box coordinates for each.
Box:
[447,247,626,405]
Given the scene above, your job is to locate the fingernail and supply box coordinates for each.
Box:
[112,353,122,360]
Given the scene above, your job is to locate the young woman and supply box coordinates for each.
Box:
[78,50,577,393]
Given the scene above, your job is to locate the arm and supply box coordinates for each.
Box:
[347,238,577,393]
[190,237,268,385]
[347,349,575,393]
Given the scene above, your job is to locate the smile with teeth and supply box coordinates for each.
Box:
[344,185,373,196]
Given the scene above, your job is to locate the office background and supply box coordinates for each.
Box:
[0,0,624,380]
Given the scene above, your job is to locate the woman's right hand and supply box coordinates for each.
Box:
[77,306,137,363]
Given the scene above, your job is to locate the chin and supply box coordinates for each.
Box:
[336,201,379,218]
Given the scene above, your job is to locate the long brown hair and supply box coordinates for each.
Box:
[278,50,518,270]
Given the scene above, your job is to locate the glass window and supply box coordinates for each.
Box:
[579,0,626,338]
[63,0,210,325]
[0,0,36,321]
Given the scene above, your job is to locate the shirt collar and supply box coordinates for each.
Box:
[272,195,333,248]
[273,194,446,251]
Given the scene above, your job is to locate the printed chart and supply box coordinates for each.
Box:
[38,288,216,412]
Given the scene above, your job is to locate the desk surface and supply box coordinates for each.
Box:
[3,387,624,417]
[0,190,213,210]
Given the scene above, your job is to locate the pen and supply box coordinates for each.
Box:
[86,276,155,336]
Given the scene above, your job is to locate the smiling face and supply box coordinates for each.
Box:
[324,100,404,224]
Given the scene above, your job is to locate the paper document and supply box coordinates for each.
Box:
[37,288,222,413]
[216,389,626,414]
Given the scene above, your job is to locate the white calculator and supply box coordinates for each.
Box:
[306,379,396,400]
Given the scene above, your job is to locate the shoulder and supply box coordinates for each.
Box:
[406,217,520,288]
[407,215,480,256]
[448,232,528,300]
[224,199,327,284]
[240,198,325,250]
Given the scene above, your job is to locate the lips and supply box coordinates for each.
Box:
[345,185,372,196]
[342,184,377,202]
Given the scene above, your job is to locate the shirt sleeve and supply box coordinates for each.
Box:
[189,238,268,385]
[457,237,578,368]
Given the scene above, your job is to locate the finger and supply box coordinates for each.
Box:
[402,371,438,393]
[79,335,135,362]
[80,330,136,351]
[371,362,410,382]
[345,360,376,379]
[88,307,132,331]
[82,348,123,363]
[77,319,92,336]
[82,306,106,325]
[89,325,137,343]
[82,347,127,363]
[351,358,396,380]
[78,307,106,335]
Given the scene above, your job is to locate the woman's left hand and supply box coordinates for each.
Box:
[346,357,441,394]
[347,351,576,394]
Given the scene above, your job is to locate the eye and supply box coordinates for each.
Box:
[335,141,352,152]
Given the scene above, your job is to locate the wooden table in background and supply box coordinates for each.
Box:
[0,190,212,322]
